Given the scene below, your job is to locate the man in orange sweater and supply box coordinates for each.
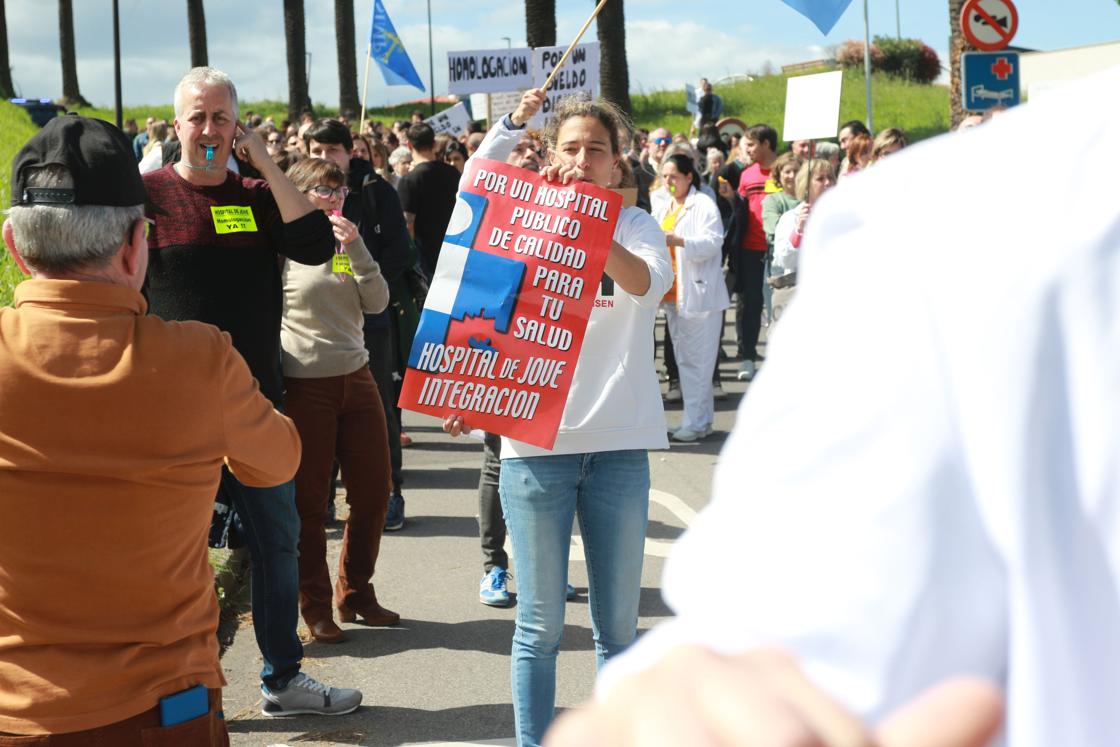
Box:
[0,116,301,743]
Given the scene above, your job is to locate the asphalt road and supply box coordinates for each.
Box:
[222,317,759,747]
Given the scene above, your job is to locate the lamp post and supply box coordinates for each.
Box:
[863,0,873,130]
[112,0,122,128]
[427,0,435,115]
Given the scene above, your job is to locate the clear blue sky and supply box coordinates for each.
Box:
[6,0,1119,108]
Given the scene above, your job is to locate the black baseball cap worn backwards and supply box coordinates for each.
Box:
[11,113,164,213]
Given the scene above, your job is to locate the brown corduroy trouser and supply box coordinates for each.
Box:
[284,366,392,625]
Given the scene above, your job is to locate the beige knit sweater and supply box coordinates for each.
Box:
[281,235,389,378]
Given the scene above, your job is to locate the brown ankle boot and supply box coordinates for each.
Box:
[337,600,400,626]
[308,618,346,643]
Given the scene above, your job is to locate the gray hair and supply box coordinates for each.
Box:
[389,146,412,167]
[661,141,701,167]
[814,141,840,159]
[7,166,143,273]
[174,66,239,119]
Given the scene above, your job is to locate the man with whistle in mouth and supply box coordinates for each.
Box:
[142,67,363,717]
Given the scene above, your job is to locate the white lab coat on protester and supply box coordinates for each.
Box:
[652,185,730,317]
[652,185,728,434]
[599,66,1120,747]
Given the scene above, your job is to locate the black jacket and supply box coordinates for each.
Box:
[344,157,416,330]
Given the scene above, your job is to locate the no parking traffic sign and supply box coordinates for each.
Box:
[961,0,1019,52]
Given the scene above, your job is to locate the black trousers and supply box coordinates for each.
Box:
[478,432,507,572]
[734,250,767,361]
[363,324,403,492]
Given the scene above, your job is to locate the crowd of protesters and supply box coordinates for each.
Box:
[0,62,969,746]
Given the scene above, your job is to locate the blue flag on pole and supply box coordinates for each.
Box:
[369,0,425,91]
[779,0,856,34]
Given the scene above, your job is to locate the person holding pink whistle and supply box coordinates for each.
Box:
[280,157,395,645]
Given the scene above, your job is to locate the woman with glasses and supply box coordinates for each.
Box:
[280,157,397,644]
[264,127,285,156]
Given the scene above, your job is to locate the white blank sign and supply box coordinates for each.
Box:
[782,71,844,142]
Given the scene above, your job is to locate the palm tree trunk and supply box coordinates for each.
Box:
[595,0,631,115]
[283,0,312,122]
[58,0,89,107]
[525,0,556,48]
[187,0,208,68]
[949,0,965,128]
[0,0,15,99]
[335,0,359,119]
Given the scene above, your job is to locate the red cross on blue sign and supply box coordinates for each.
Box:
[962,51,1020,112]
[991,57,1014,80]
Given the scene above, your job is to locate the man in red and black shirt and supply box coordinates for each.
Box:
[733,124,778,381]
[143,67,361,717]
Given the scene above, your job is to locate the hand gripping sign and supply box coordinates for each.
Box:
[399,158,622,450]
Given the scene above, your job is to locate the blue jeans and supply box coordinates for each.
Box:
[219,468,303,691]
[499,450,650,747]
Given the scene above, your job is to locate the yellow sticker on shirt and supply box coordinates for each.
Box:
[210,206,258,234]
[332,252,353,275]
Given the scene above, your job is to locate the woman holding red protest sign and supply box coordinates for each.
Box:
[444,89,674,747]
[654,153,729,442]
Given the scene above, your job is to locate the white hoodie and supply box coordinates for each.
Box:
[467,117,674,458]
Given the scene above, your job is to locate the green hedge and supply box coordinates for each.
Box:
[72,99,455,130]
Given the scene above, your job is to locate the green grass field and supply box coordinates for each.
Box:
[0,69,950,306]
[0,102,40,307]
[632,68,950,142]
[71,68,949,142]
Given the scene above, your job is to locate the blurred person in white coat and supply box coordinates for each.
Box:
[652,153,729,442]
[545,67,1120,747]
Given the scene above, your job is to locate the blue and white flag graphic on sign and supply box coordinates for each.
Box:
[369,0,425,91]
[780,0,856,35]
[407,192,526,369]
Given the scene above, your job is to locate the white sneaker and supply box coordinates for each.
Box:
[737,360,756,382]
[261,673,362,716]
[712,382,727,400]
[664,385,682,402]
[670,425,712,442]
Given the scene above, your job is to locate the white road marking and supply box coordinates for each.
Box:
[569,488,695,560]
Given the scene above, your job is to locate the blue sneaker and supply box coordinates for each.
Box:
[566,583,577,601]
[479,567,512,607]
[384,492,405,532]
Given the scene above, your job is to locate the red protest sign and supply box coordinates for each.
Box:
[398,158,622,451]
[961,0,1018,52]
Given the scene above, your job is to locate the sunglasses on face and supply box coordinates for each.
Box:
[307,185,350,200]
[652,137,672,145]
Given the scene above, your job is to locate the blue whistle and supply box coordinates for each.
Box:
[205,145,215,162]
